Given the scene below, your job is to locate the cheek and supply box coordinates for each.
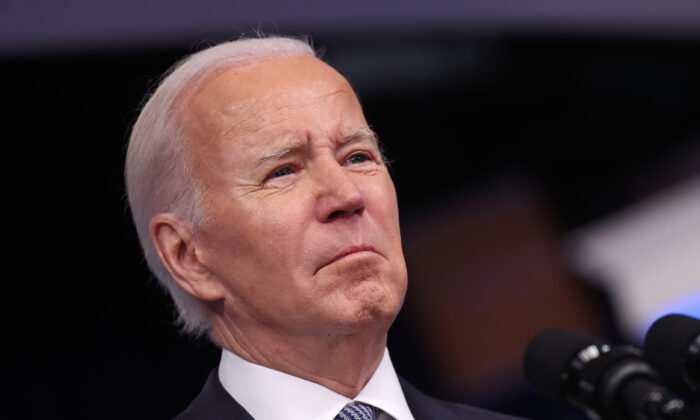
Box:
[253,197,309,244]
[368,176,405,275]
[239,195,317,278]
[367,176,401,231]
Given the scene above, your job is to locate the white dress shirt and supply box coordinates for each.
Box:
[218,347,415,420]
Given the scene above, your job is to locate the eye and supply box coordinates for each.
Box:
[264,164,299,185]
[271,166,293,178]
[346,152,370,165]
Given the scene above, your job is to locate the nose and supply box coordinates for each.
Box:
[314,159,365,223]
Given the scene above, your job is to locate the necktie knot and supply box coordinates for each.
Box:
[335,401,380,420]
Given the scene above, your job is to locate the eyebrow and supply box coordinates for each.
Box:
[339,127,379,146]
[256,144,298,166]
[255,127,379,167]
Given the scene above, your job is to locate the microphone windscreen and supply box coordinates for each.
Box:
[523,328,606,401]
[643,313,700,390]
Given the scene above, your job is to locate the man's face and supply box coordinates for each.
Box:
[180,55,407,338]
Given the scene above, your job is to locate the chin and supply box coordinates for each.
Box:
[318,259,407,333]
[339,282,404,332]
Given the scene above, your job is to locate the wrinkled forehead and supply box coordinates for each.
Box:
[181,55,360,143]
[178,55,367,178]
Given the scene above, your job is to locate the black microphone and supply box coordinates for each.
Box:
[523,328,688,420]
[644,314,700,394]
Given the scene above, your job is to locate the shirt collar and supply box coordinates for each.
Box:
[218,347,414,420]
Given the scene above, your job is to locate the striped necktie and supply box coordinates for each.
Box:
[335,401,381,420]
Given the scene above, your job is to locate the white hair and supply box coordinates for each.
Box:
[125,36,316,337]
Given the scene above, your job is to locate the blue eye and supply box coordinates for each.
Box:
[347,153,368,164]
[272,167,293,178]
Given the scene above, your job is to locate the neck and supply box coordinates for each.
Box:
[209,313,388,398]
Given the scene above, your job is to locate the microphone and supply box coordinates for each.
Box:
[644,314,700,394]
[523,328,688,420]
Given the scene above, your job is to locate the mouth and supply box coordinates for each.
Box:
[315,245,379,274]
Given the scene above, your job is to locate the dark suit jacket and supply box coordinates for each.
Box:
[175,370,527,420]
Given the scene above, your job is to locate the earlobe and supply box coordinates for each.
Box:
[149,213,224,302]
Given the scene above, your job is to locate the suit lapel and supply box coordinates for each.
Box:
[398,377,523,420]
[176,370,254,420]
[399,376,458,419]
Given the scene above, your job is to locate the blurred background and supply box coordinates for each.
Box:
[3,1,699,418]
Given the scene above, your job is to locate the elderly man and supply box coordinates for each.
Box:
[126,36,523,420]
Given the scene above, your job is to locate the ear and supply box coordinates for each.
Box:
[149,213,224,302]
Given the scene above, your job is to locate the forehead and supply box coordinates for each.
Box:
[180,55,366,163]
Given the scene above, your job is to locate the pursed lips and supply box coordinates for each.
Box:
[314,245,379,274]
